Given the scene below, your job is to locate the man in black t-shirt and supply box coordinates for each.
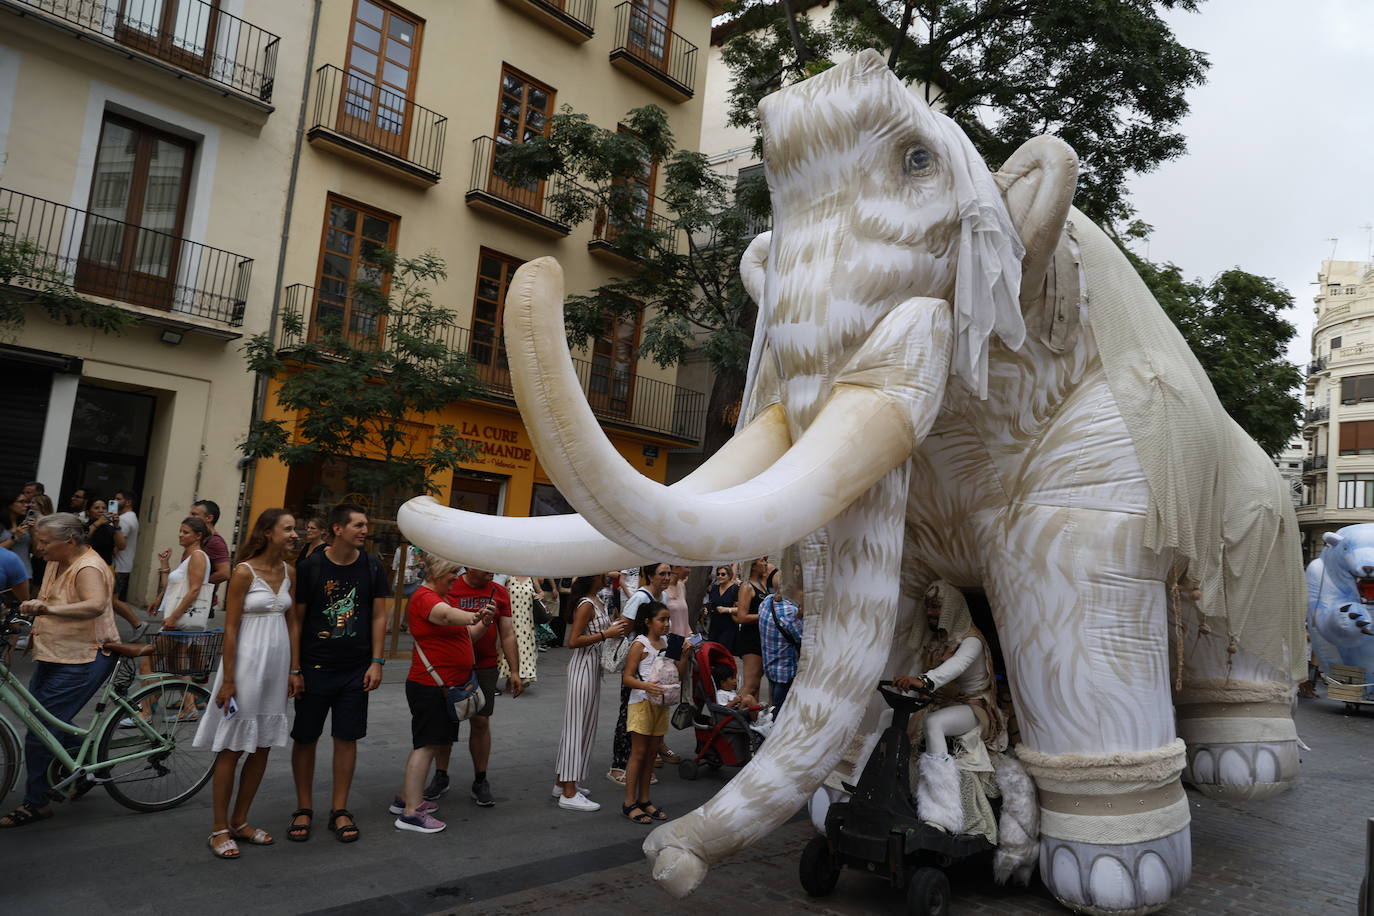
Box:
[286,503,390,844]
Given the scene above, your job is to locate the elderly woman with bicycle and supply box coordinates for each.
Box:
[0,513,119,828]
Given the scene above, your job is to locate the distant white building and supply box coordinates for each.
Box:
[1298,259,1374,557]
[1273,438,1304,507]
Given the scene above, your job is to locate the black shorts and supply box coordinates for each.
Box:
[114,572,130,601]
[291,664,369,743]
[735,622,762,657]
[475,666,497,718]
[405,680,458,749]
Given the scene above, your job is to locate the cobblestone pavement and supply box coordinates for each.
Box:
[429,694,1370,916]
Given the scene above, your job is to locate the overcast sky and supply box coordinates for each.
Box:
[1126,0,1374,366]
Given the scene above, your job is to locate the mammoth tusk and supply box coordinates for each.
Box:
[503,257,953,564]
[397,403,791,576]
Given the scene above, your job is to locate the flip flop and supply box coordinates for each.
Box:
[208,829,240,859]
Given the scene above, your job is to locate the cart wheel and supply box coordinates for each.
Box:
[679,759,700,781]
[906,866,950,916]
[799,835,841,897]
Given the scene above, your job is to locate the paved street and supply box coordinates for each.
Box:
[1,637,1368,915]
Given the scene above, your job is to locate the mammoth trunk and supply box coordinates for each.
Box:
[643,464,912,897]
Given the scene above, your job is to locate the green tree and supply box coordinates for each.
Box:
[721,0,1210,229]
[241,250,480,498]
[499,106,770,455]
[0,211,136,333]
[1131,254,1301,456]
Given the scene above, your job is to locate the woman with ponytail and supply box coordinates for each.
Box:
[193,509,299,859]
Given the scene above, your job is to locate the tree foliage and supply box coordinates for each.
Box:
[0,211,137,334]
[241,250,480,498]
[721,0,1210,229]
[499,107,770,452]
[1131,254,1301,456]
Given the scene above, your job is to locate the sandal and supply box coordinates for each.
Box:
[606,768,626,785]
[641,800,669,821]
[329,808,360,843]
[658,748,682,765]
[208,828,240,859]
[233,823,274,845]
[0,802,53,828]
[621,803,652,824]
[287,808,312,842]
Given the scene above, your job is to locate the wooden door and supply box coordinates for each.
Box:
[115,0,218,76]
[314,196,398,348]
[76,115,194,310]
[626,0,674,71]
[470,250,522,390]
[338,0,423,157]
[487,66,554,210]
[588,311,640,418]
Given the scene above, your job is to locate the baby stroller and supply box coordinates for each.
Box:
[676,640,763,780]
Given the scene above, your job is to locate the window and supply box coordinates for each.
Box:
[1339,420,1374,456]
[627,0,675,70]
[77,114,195,310]
[1341,374,1374,404]
[588,309,641,417]
[470,249,523,385]
[1339,473,1374,509]
[488,65,554,209]
[115,0,219,76]
[595,125,657,240]
[341,0,423,156]
[315,195,398,346]
[1331,336,1343,350]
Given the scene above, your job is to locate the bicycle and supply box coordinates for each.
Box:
[0,608,217,812]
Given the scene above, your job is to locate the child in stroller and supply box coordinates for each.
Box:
[676,641,767,780]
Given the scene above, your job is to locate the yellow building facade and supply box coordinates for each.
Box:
[0,0,717,602]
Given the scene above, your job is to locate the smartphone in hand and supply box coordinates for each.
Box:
[224,697,239,720]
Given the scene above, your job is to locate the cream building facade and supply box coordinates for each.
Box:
[1,0,719,602]
[1299,259,1374,557]
[0,0,311,605]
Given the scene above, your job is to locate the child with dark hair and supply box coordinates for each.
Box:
[711,664,759,720]
[620,601,685,824]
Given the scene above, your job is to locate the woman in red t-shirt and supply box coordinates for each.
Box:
[392,557,493,834]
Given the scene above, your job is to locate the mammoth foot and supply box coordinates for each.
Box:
[1040,827,1191,916]
[643,820,709,898]
[1182,740,1298,801]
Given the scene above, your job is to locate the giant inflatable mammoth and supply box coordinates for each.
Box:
[400,50,1305,916]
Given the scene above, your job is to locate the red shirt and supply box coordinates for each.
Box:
[444,577,511,670]
[407,586,475,687]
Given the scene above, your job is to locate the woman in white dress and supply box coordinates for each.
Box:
[193,510,298,859]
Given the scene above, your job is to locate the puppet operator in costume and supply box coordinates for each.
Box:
[894,581,1010,842]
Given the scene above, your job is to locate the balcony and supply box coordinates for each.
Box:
[5,0,279,106]
[0,186,250,333]
[609,2,698,102]
[306,65,447,186]
[1305,405,1330,425]
[498,0,595,42]
[278,284,706,443]
[1302,456,1329,474]
[588,198,677,264]
[1308,356,1328,376]
[465,137,571,236]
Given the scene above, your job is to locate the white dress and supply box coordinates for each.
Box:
[193,563,291,752]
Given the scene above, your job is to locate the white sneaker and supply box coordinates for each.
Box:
[550,784,590,798]
[557,792,600,812]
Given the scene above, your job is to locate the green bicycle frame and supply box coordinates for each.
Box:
[0,656,175,790]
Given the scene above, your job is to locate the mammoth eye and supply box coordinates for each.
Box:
[904,146,934,175]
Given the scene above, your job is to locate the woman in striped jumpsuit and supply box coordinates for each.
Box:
[553,574,630,810]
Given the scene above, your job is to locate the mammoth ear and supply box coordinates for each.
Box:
[993,136,1078,306]
[1324,531,1345,547]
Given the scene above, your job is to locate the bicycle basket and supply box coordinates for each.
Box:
[150,631,224,677]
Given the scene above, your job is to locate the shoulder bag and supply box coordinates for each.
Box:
[414,642,484,722]
[602,587,652,673]
[768,598,801,649]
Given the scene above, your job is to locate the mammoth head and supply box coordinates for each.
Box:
[749,48,1079,400]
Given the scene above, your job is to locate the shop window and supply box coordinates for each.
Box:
[1338,420,1374,455]
[1341,373,1374,404]
[450,470,506,515]
[314,195,398,346]
[341,0,424,156]
[488,65,555,210]
[470,249,524,388]
[1338,473,1374,509]
[281,455,406,553]
[77,114,195,310]
[589,308,641,418]
[530,482,574,516]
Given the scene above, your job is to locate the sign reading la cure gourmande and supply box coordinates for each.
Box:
[458,419,532,470]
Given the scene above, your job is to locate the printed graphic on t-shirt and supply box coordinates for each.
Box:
[319,579,359,640]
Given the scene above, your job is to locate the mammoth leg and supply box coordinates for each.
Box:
[643,464,911,897]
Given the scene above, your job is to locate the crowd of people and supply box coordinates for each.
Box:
[0,489,808,855]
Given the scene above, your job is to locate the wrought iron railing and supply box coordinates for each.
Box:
[279,284,706,441]
[1302,456,1330,473]
[1306,406,1330,424]
[611,1,698,96]
[13,0,279,100]
[309,65,447,178]
[467,136,571,227]
[1308,356,1329,375]
[590,195,677,256]
[512,0,596,33]
[0,187,251,325]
